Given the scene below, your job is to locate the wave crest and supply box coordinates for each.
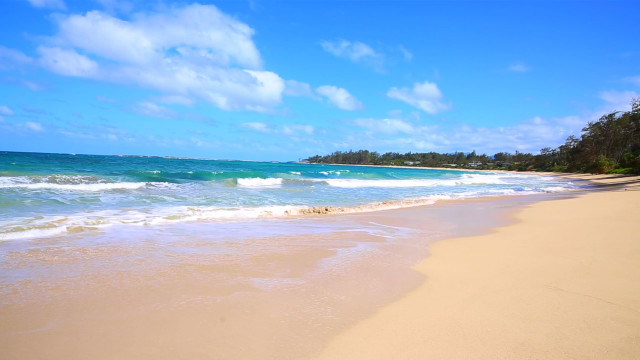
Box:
[236,178,283,187]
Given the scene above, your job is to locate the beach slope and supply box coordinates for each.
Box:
[317,179,640,359]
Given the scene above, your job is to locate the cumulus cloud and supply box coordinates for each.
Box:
[25,0,66,10]
[37,47,99,77]
[316,85,362,111]
[27,4,285,112]
[387,80,450,114]
[354,118,414,135]
[320,39,384,71]
[507,62,532,72]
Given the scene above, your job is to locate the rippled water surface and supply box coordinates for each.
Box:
[0,151,584,240]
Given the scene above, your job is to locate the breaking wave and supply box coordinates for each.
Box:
[236,178,284,187]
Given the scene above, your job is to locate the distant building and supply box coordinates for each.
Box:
[404,161,420,166]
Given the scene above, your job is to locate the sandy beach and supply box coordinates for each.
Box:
[1,174,638,359]
[316,174,640,359]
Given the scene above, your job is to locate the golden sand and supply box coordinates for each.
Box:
[2,174,638,359]
[316,175,640,359]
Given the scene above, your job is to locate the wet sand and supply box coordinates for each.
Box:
[316,175,640,359]
[0,187,545,360]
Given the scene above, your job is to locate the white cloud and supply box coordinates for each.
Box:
[284,80,317,98]
[54,7,261,68]
[26,0,66,10]
[599,90,639,112]
[354,118,414,135]
[133,101,176,119]
[387,80,450,114]
[25,122,44,131]
[31,4,285,112]
[320,39,383,71]
[0,105,14,116]
[336,112,587,156]
[507,62,532,72]
[56,11,156,65]
[37,46,100,77]
[241,122,270,133]
[316,85,362,111]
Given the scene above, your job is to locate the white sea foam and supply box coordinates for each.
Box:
[146,205,307,224]
[236,178,283,187]
[319,170,345,176]
[0,180,577,242]
[318,173,564,188]
[0,175,132,190]
[0,205,310,241]
[0,175,174,192]
[0,226,70,241]
[1,182,146,191]
[321,174,505,188]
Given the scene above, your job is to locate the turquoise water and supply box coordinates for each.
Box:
[0,151,582,241]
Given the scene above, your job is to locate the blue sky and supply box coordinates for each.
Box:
[1,0,639,161]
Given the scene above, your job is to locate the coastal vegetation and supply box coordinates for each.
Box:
[306,100,640,174]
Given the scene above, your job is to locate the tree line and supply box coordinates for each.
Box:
[305,99,640,174]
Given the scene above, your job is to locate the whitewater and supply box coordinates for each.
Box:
[0,151,584,241]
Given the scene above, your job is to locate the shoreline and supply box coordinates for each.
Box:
[315,175,640,359]
[1,174,636,359]
[0,181,567,360]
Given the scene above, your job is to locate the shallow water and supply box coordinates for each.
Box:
[0,188,569,360]
[0,151,584,241]
[0,151,587,358]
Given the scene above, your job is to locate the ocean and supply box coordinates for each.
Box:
[0,150,590,359]
[0,151,582,242]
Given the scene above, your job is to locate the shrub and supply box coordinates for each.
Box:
[591,155,617,174]
[552,165,568,172]
[608,168,634,174]
[620,152,640,174]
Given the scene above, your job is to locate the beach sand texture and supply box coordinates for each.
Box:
[1,174,638,359]
[316,175,640,359]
